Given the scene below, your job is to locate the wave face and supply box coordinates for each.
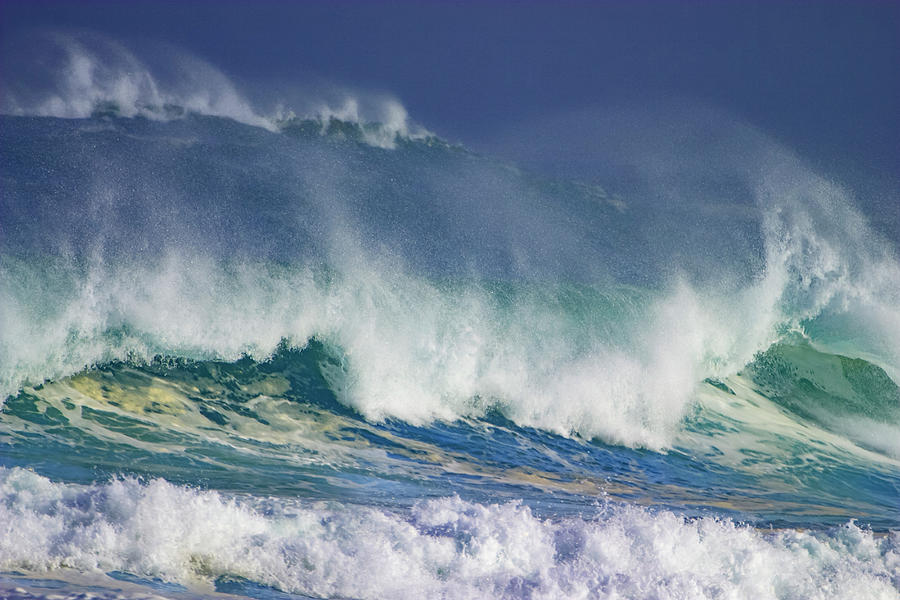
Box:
[1,59,900,598]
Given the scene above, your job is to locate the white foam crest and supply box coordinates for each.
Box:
[301,95,430,149]
[3,33,273,131]
[0,468,897,600]
[1,32,430,147]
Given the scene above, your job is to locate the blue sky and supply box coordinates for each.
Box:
[2,1,898,202]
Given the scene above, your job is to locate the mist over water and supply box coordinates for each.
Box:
[1,31,899,600]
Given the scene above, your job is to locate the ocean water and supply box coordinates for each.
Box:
[1,37,899,600]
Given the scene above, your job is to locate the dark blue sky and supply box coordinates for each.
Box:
[2,1,899,198]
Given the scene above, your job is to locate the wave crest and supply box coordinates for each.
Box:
[0,30,428,148]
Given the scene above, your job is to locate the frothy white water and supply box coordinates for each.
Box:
[0,252,696,449]
[0,468,897,600]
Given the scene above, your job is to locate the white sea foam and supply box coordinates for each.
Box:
[0,468,897,600]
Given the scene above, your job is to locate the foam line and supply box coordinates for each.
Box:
[1,468,897,600]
